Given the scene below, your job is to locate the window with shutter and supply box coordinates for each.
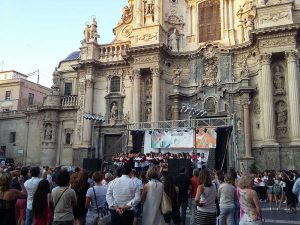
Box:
[198,0,221,43]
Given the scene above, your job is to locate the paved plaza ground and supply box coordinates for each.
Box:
[181,202,300,225]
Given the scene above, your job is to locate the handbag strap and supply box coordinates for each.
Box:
[54,187,68,208]
[92,187,100,217]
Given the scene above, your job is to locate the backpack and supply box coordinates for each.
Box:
[273,183,282,195]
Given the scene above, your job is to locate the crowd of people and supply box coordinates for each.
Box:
[0,162,300,225]
[112,152,208,171]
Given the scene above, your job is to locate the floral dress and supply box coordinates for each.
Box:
[237,187,262,225]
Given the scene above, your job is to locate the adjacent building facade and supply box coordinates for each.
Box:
[2,0,300,170]
[0,70,51,162]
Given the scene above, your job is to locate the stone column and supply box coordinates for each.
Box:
[260,54,277,144]
[83,79,94,145]
[134,0,143,27]
[228,0,235,45]
[151,68,160,122]
[191,6,196,38]
[154,0,160,23]
[286,51,300,144]
[241,95,252,157]
[132,69,141,122]
[172,97,179,120]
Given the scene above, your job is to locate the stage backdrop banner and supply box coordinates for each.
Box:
[151,129,194,148]
[144,131,157,154]
[195,127,217,148]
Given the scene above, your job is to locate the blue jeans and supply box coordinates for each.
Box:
[219,206,235,225]
[25,208,33,225]
[179,198,188,225]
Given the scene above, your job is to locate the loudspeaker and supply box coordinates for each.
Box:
[83,158,102,172]
[167,159,192,178]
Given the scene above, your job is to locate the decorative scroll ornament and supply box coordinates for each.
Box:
[200,46,220,87]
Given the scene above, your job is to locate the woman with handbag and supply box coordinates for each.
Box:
[141,166,165,225]
[85,171,109,225]
[51,170,77,225]
[162,175,181,225]
[32,180,53,225]
[195,169,217,225]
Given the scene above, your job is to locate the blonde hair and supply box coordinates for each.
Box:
[146,166,160,180]
[0,173,11,193]
[238,175,254,189]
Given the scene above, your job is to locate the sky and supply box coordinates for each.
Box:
[0,0,127,87]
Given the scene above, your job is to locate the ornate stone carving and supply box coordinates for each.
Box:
[285,50,297,62]
[172,67,182,85]
[119,5,133,24]
[145,105,152,122]
[86,79,93,88]
[275,100,288,137]
[260,36,295,48]
[123,112,130,124]
[82,18,100,44]
[144,0,154,15]
[239,54,250,79]
[52,67,60,90]
[168,28,179,52]
[261,11,290,23]
[166,15,184,26]
[236,0,256,42]
[151,68,160,77]
[272,65,285,95]
[134,55,159,64]
[253,97,261,115]
[134,33,158,42]
[144,77,152,101]
[110,102,118,121]
[132,69,141,79]
[260,53,271,65]
[121,25,133,38]
[166,104,172,120]
[204,97,217,114]
[200,46,219,87]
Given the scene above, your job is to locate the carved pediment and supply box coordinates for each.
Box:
[166,15,184,26]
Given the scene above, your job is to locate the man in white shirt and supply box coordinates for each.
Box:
[24,166,41,225]
[106,164,140,225]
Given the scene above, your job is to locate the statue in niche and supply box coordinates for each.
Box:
[145,106,152,122]
[123,112,130,124]
[144,0,154,15]
[44,124,52,140]
[168,29,179,52]
[145,77,152,100]
[276,101,287,126]
[273,65,285,95]
[110,102,118,121]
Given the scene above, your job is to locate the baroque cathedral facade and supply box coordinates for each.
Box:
[21,0,300,170]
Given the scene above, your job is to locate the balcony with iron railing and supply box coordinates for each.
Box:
[61,95,78,108]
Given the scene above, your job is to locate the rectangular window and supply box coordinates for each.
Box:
[65,133,71,145]
[5,91,11,100]
[64,83,72,96]
[28,93,34,105]
[198,0,221,43]
[0,146,6,157]
[9,132,16,143]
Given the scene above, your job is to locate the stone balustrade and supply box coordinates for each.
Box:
[61,95,78,107]
[98,42,131,62]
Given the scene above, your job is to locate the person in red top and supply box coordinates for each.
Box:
[190,169,199,225]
